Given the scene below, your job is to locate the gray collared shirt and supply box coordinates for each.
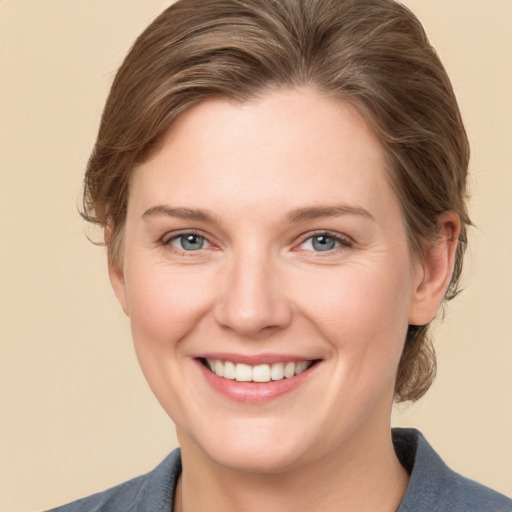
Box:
[46,428,512,511]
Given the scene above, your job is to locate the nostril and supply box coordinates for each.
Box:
[214,298,293,337]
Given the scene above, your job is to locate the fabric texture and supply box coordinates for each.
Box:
[46,428,511,511]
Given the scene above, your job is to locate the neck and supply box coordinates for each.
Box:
[175,425,409,512]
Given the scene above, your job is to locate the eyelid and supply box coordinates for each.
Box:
[158,228,353,254]
[295,230,354,251]
[160,229,217,256]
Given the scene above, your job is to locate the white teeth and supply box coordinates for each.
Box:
[205,359,313,382]
[223,360,236,380]
[284,362,296,378]
[235,363,252,382]
[270,362,284,381]
[214,360,224,377]
[253,364,271,382]
[295,361,309,375]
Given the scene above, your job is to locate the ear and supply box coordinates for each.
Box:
[105,225,129,316]
[408,212,461,326]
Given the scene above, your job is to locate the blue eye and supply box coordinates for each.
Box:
[300,233,349,252]
[311,235,337,251]
[170,233,206,251]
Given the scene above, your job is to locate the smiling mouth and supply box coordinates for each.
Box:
[200,358,319,383]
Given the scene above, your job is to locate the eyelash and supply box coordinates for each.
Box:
[161,230,212,256]
[160,230,353,255]
[297,231,353,253]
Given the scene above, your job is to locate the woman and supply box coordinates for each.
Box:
[48,0,511,510]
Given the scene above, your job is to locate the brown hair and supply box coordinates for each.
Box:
[83,0,470,402]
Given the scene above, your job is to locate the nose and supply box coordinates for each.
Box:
[213,249,293,338]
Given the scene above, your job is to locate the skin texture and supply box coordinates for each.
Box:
[109,88,459,512]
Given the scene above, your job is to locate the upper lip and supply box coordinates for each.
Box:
[196,352,321,366]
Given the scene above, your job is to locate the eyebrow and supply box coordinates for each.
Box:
[142,204,375,224]
[284,204,375,223]
[142,205,217,222]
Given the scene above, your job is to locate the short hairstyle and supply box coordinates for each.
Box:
[83,0,470,402]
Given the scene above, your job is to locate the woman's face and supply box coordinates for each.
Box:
[112,88,429,473]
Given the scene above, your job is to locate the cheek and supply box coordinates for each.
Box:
[296,263,412,338]
[123,263,217,422]
[293,258,414,395]
[125,263,213,351]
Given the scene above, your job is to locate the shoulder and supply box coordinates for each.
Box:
[394,428,512,512]
[44,448,182,512]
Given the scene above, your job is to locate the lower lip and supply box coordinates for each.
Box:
[196,360,318,403]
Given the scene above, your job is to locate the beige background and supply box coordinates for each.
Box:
[1,1,511,510]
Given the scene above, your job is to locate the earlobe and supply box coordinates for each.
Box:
[105,225,129,316]
[408,212,461,326]
[109,259,129,316]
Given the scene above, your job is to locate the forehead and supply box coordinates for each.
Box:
[128,88,401,227]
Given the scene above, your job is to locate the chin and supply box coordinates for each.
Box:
[184,419,313,475]
[208,443,306,475]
